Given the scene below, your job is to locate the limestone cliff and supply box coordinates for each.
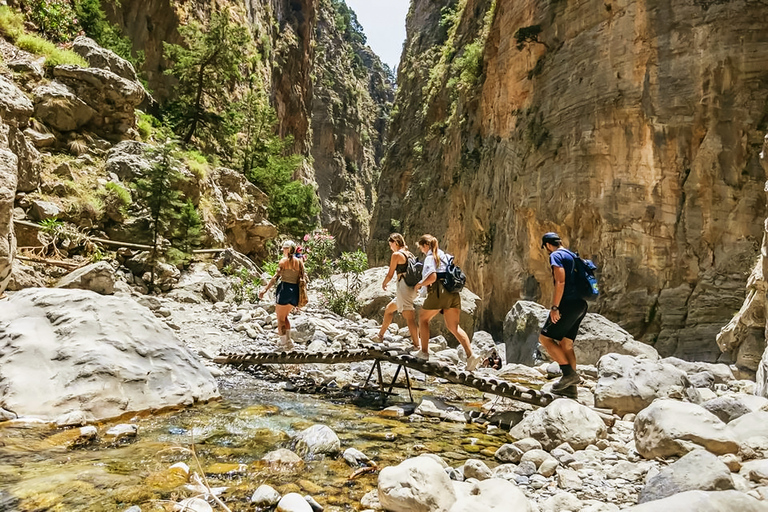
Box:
[108,0,393,250]
[370,0,768,365]
[310,0,394,250]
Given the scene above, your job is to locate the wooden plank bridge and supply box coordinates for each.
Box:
[214,343,559,408]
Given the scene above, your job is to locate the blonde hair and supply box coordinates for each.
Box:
[387,233,406,249]
[418,234,440,266]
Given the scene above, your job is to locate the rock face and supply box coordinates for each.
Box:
[107,0,394,252]
[594,353,689,415]
[368,0,768,363]
[309,0,394,250]
[0,288,219,421]
[0,76,35,296]
[718,133,768,374]
[503,300,659,365]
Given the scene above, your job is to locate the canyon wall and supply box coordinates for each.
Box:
[370,0,768,366]
[109,0,392,250]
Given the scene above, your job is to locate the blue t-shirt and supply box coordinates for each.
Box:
[550,249,580,301]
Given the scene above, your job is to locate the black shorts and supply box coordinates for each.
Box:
[276,282,299,306]
[540,299,588,341]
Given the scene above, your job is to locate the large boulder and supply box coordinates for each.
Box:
[625,490,768,512]
[378,455,457,512]
[0,288,219,422]
[55,261,116,295]
[509,398,607,450]
[503,301,658,365]
[32,81,97,132]
[53,65,144,140]
[449,478,534,511]
[633,399,739,458]
[105,140,151,180]
[72,36,139,82]
[594,354,690,415]
[660,357,735,385]
[356,266,482,346]
[637,450,734,503]
[701,394,768,423]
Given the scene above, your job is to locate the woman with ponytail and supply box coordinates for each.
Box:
[375,233,419,348]
[259,240,305,350]
[413,234,481,370]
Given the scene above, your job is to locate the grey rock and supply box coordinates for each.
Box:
[56,261,115,295]
[638,450,734,503]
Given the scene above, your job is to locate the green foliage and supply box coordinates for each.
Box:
[74,0,144,70]
[104,181,131,205]
[134,140,185,284]
[180,149,209,180]
[29,0,79,42]
[330,0,366,46]
[300,229,336,279]
[163,9,251,146]
[0,6,25,40]
[316,249,368,316]
[136,112,161,141]
[38,217,63,234]
[267,181,319,237]
[451,40,483,90]
[173,200,203,254]
[223,265,262,304]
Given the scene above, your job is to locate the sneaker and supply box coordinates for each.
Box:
[551,372,581,391]
[466,353,482,372]
[412,350,429,361]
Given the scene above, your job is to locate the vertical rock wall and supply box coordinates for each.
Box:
[718,134,768,374]
[309,0,394,250]
[0,77,35,294]
[371,0,768,363]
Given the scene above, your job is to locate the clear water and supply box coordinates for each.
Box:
[0,368,509,511]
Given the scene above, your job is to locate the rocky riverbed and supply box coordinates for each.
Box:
[2,263,768,511]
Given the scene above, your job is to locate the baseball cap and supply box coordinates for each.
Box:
[281,240,296,249]
[541,232,561,248]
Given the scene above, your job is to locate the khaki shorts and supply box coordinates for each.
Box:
[423,280,461,310]
[393,277,417,312]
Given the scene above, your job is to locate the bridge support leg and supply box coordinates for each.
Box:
[387,365,413,403]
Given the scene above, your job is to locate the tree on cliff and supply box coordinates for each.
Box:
[163,9,251,147]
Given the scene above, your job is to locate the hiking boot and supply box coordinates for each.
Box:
[552,385,579,399]
[466,353,482,372]
[552,372,581,391]
[412,350,429,361]
[277,335,294,351]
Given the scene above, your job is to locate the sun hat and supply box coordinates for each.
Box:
[281,240,296,250]
[540,232,561,248]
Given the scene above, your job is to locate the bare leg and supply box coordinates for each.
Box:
[402,309,419,348]
[275,304,292,335]
[559,337,577,369]
[378,301,398,339]
[538,334,567,365]
[418,309,440,352]
[443,308,472,357]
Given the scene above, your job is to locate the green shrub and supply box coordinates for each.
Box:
[16,33,88,67]
[0,6,25,40]
[180,150,209,180]
[104,181,131,206]
[29,0,79,42]
[74,0,144,70]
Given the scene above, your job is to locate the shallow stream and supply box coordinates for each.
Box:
[0,367,509,511]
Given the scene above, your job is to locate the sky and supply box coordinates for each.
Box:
[344,0,410,71]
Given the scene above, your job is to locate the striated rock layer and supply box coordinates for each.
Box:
[370,0,768,364]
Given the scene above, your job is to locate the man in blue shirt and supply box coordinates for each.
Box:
[539,232,589,392]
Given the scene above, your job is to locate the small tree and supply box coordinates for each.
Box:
[163,9,251,146]
[134,140,185,284]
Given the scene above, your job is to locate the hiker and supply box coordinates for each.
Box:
[483,349,502,370]
[413,234,481,370]
[258,240,306,350]
[538,232,589,392]
[375,233,419,349]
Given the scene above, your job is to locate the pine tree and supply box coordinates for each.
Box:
[135,140,185,284]
[163,9,251,146]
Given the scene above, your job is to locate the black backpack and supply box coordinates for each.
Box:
[565,249,599,301]
[441,255,466,293]
[401,251,423,287]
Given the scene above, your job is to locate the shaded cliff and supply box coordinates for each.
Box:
[310,0,394,250]
[370,0,768,365]
[108,0,393,250]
